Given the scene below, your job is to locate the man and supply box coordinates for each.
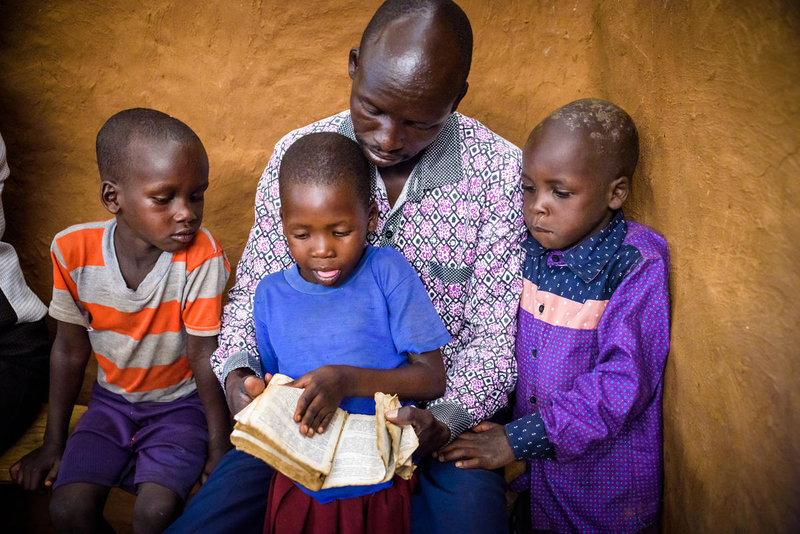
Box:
[168,2,524,533]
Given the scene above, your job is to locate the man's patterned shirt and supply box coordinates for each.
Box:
[211,110,525,436]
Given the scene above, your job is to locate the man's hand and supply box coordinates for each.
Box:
[225,368,269,416]
[385,406,451,459]
[289,366,348,437]
[435,421,515,470]
[10,442,63,493]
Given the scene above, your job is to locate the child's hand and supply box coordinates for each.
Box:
[289,366,349,437]
[201,442,231,484]
[9,442,63,493]
[434,421,516,470]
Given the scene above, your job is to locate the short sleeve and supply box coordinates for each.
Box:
[252,279,279,376]
[48,237,87,327]
[376,248,452,355]
[182,230,230,336]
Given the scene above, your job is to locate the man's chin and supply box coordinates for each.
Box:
[359,143,407,168]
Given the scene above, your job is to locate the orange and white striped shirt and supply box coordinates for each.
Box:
[49,219,230,402]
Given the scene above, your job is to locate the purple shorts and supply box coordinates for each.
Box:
[54,383,208,500]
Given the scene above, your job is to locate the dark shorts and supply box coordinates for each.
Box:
[54,383,208,501]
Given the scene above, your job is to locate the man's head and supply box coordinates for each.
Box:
[522,98,639,251]
[348,0,472,168]
[97,108,210,253]
[279,132,378,287]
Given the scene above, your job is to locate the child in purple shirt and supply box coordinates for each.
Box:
[438,99,670,534]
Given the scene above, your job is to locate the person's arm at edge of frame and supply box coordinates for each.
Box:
[386,152,525,456]
[187,334,233,483]
[10,321,91,491]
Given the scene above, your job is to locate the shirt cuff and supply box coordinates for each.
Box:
[504,412,556,461]
[220,350,263,393]
[427,401,473,443]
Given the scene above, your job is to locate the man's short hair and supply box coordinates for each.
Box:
[361,0,473,86]
[96,108,204,183]
[279,132,372,210]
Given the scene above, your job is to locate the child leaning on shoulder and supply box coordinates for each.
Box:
[251,132,450,534]
[11,108,231,534]
[438,99,670,534]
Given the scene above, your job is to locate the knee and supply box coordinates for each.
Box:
[132,493,183,534]
[50,490,100,532]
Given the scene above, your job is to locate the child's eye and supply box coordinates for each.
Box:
[554,190,572,198]
[333,231,352,237]
[521,184,535,193]
[292,233,309,240]
[151,197,171,204]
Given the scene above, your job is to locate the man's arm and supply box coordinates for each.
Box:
[10,321,91,491]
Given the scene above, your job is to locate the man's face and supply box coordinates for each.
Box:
[113,139,208,254]
[521,125,620,251]
[347,35,465,169]
[281,182,378,287]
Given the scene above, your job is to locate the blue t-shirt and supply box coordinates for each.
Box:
[253,245,451,502]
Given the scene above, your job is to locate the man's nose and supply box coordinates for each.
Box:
[374,118,404,153]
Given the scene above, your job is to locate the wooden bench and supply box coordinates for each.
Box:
[0,404,88,483]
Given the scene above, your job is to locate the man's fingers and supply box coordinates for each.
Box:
[454,457,485,470]
[385,405,418,426]
[472,421,496,433]
[243,375,266,398]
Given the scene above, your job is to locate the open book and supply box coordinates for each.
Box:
[230,374,418,491]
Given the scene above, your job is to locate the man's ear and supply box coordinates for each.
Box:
[367,201,379,233]
[451,81,469,113]
[608,176,629,210]
[101,181,120,214]
[348,47,360,80]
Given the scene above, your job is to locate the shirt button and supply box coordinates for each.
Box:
[530,396,537,404]
[384,230,394,239]
[531,348,537,358]
[538,304,545,313]
[552,255,560,262]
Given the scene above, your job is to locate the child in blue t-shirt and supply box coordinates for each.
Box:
[250,132,451,534]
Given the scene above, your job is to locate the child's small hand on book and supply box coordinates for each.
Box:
[289,365,349,437]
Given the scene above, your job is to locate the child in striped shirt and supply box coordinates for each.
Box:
[11,108,231,534]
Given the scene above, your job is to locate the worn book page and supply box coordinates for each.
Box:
[230,427,326,490]
[394,424,418,479]
[321,414,388,489]
[234,374,346,475]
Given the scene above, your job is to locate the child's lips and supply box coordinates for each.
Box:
[171,231,196,243]
[314,269,340,280]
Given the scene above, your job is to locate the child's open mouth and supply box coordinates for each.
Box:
[314,270,340,280]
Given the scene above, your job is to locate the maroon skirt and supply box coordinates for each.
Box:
[264,472,417,534]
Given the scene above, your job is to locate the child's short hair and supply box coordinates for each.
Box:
[279,132,372,210]
[531,98,639,181]
[96,108,205,183]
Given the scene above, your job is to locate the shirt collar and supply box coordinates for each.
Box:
[337,112,463,200]
[521,210,628,283]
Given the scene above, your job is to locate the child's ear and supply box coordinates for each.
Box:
[608,176,629,210]
[348,47,360,80]
[367,201,379,233]
[101,181,120,214]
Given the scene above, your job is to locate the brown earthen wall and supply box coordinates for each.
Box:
[1,1,798,532]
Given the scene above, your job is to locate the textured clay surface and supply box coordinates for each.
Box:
[0,1,798,532]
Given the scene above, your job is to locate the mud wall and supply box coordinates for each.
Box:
[1,1,798,532]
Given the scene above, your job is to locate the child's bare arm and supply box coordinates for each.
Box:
[10,321,91,491]
[187,334,232,482]
[290,348,446,437]
[435,421,516,470]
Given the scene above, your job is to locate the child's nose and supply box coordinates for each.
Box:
[175,199,198,222]
[310,236,334,257]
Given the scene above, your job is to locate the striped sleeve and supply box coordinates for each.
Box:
[49,230,91,327]
[181,228,230,336]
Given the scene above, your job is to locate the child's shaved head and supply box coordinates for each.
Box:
[361,0,473,87]
[529,98,639,183]
[97,108,207,184]
[279,132,372,210]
